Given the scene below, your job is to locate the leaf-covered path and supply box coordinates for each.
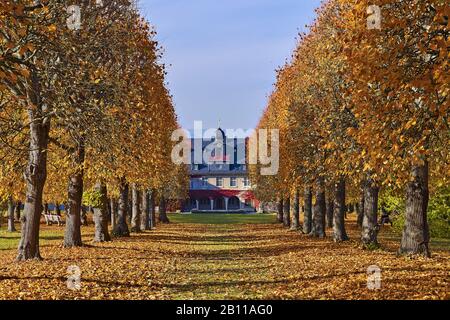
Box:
[0,215,449,300]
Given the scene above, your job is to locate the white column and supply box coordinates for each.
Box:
[196,200,199,210]
[210,199,214,211]
[239,198,244,209]
[224,197,229,212]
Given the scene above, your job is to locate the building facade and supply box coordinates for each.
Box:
[184,128,259,213]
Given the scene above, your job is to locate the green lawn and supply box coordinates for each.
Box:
[168,213,277,224]
[2,214,448,251]
[0,226,74,250]
[0,227,64,250]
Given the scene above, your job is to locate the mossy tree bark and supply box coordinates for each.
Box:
[310,177,326,238]
[303,187,312,234]
[93,182,111,242]
[357,184,365,228]
[291,189,300,230]
[326,197,334,229]
[150,189,156,229]
[283,196,291,228]
[17,72,50,261]
[361,177,380,247]
[113,179,130,237]
[14,201,22,221]
[159,195,170,224]
[131,184,141,233]
[7,196,16,232]
[399,163,430,257]
[333,177,349,242]
[276,198,284,223]
[64,143,85,248]
[110,198,117,230]
[140,190,150,230]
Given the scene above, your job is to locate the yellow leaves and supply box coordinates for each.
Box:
[8,72,17,83]
[363,162,372,172]
[48,24,57,33]
[1,218,449,300]
[19,68,29,78]
[24,43,35,52]
[404,119,417,130]
[13,4,24,16]
[346,127,356,136]
[17,28,27,37]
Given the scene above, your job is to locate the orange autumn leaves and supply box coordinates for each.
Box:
[0,221,448,299]
[251,0,449,203]
[0,1,188,203]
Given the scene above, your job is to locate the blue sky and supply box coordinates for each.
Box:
[139,0,322,131]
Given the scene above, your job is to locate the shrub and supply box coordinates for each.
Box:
[382,186,450,239]
[82,189,103,208]
[427,186,450,238]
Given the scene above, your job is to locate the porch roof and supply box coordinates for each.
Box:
[189,189,255,200]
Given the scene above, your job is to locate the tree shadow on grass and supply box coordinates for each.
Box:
[163,242,320,260]
[0,274,146,288]
[141,233,294,244]
[161,265,448,295]
[181,265,274,275]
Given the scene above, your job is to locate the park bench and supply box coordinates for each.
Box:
[44,214,65,226]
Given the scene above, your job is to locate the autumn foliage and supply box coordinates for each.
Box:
[250,0,448,256]
[0,1,188,260]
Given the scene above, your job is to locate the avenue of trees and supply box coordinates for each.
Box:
[250,0,448,257]
[0,1,188,260]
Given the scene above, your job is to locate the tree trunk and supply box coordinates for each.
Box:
[14,201,22,221]
[55,203,61,216]
[348,203,354,214]
[399,163,430,257]
[7,196,16,232]
[291,189,300,230]
[141,190,150,230]
[17,73,50,261]
[361,177,380,247]
[81,206,89,226]
[64,144,85,248]
[159,196,170,224]
[113,180,130,237]
[310,177,326,238]
[276,198,284,223]
[150,189,156,229]
[110,198,117,230]
[93,182,111,242]
[131,184,141,233]
[303,187,312,234]
[333,177,349,242]
[283,196,291,228]
[357,186,365,228]
[326,197,334,229]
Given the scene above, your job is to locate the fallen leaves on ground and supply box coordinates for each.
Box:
[0,220,448,300]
